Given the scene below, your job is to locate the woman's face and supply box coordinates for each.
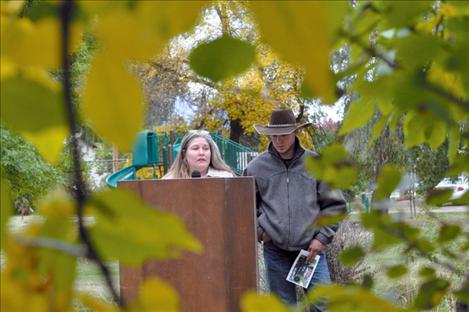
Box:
[185,136,211,175]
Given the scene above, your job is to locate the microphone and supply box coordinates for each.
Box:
[191,170,201,178]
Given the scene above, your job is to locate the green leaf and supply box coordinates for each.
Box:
[415,238,435,253]
[426,120,446,150]
[307,284,405,312]
[305,156,324,179]
[361,274,374,289]
[85,1,206,62]
[241,291,290,312]
[397,222,420,241]
[453,278,469,305]
[446,15,469,38]
[129,277,179,312]
[425,189,453,206]
[396,34,444,69]
[38,249,77,309]
[321,144,349,164]
[404,112,425,148]
[448,154,469,177]
[1,178,13,248]
[22,126,68,165]
[376,99,393,116]
[386,264,407,279]
[419,267,436,279]
[446,39,469,91]
[189,36,256,82]
[0,1,25,16]
[300,80,316,99]
[82,53,144,152]
[413,278,450,310]
[1,73,65,132]
[327,166,358,190]
[452,190,469,206]
[76,293,120,312]
[438,224,461,243]
[374,164,402,200]
[361,212,402,251]
[378,1,431,29]
[339,246,365,267]
[448,126,460,164]
[82,1,206,151]
[312,213,347,230]
[339,98,375,135]
[305,144,358,190]
[87,189,202,265]
[250,1,348,101]
[371,115,388,143]
[1,17,82,69]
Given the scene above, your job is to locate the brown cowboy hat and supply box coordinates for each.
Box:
[254,108,311,135]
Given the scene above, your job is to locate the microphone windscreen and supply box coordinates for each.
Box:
[191,170,201,178]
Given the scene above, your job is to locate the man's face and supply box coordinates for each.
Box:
[270,132,296,159]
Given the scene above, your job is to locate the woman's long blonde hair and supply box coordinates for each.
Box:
[164,131,234,178]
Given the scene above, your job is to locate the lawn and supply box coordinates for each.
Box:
[4,210,468,311]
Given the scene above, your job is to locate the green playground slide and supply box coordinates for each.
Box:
[105,131,160,188]
[105,165,137,188]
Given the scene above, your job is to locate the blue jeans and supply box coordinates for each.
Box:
[263,241,331,312]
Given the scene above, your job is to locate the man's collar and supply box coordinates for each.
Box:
[268,137,304,160]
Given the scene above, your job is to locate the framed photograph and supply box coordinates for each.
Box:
[286,249,320,288]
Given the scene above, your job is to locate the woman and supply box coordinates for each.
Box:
[163,130,235,179]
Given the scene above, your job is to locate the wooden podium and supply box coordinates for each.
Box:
[119,177,258,311]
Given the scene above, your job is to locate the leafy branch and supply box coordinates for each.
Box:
[340,29,400,70]
[377,220,462,275]
[59,0,121,306]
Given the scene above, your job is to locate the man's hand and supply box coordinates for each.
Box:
[306,239,325,263]
[262,232,271,242]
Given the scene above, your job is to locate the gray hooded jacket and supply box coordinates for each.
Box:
[244,139,347,251]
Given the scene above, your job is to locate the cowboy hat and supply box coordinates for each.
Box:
[254,109,311,135]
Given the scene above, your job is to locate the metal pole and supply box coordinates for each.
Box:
[112,144,119,172]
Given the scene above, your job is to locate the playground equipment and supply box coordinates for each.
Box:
[106,131,255,188]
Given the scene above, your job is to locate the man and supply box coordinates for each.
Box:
[244,108,347,311]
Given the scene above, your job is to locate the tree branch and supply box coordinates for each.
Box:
[60,0,121,306]
[424,79,469,112]
[378,221,462,275]
[18,236,86,257]
[340,30,400,69]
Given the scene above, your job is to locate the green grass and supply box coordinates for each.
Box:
[75,259,119,301]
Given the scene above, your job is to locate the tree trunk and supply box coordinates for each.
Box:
[230,119,243,143]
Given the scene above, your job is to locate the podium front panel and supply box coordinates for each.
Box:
[119,177,257,312]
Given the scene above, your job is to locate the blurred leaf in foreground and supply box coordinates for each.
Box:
[305,144,357,189]
[190,35,256,82]
[307,284,405,312]
[250,1,348,101]
[339,246,365,267]
[374,164,402,201]
[129,277,179,312]
[241,291,290,312]
[86,189,203,266]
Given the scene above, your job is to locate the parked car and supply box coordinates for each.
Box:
[433,178,468,201]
